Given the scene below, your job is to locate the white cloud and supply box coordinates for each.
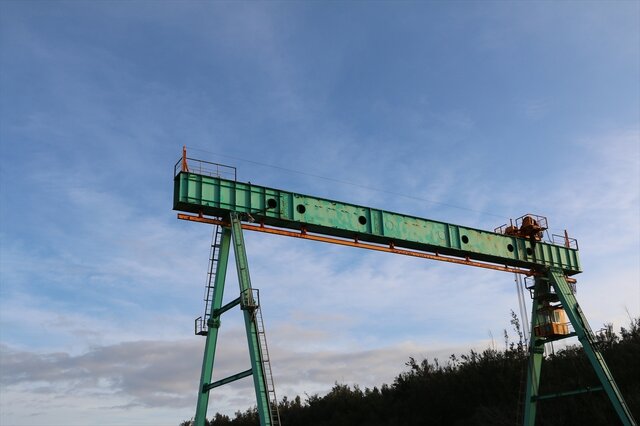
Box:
[0,335,486,426]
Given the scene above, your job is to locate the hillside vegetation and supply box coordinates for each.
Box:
[182,315,640,426]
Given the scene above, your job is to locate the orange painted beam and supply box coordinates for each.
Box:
[177,213,544,278]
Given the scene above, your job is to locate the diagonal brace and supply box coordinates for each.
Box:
[204,369,253,392]
[212,296,241,317]
[547,268,637,426]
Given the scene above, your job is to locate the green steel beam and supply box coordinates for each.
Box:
[194,227,232,426]
[174,173,581,275]
[213,296,241,317]
[230,212,272,426]
[204,369,254,391]
[534,386,603,401]
[547,269,636,426]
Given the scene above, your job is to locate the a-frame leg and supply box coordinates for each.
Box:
[194,227,232,426]
[547,268,636,426]
[523,276,546,426]
[229,212,272,426]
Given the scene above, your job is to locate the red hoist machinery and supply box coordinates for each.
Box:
[173,148,636,426]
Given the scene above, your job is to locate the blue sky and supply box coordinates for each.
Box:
[1,1,638,425]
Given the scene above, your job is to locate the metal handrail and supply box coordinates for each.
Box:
[174,156,237,181]
[195,316,204,335]
[552,233,579,250]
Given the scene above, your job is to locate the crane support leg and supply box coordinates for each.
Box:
[194,227,232,426]
[230,212,272,426]
[523,270,636,426]
[523,276,546,426]
[547,268,636,426]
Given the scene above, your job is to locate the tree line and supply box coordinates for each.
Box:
[181,315,639,425]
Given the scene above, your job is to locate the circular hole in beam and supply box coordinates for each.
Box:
[296,204,306,214]
[461,235,469,244]
[507,244,514,252]
[526,247,533,255]
[267,198,277,209]
[358,216,367,225]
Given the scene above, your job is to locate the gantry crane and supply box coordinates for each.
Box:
[173,149,636,426]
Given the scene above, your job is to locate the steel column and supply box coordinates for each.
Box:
[194,227,232,426]
[229,212,272,426]
[523,276,546,426]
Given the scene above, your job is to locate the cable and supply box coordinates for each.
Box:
[515,274,531,346]
[186,146,510,220]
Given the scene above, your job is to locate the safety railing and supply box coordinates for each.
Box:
[174,156,237,181]
[240,288,260,310]
[195,316,206,335]
[515,214,548,232]
[552,233,579,250]
[495,214,579,249]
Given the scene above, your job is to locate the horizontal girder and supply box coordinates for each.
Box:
[177,213,557,278]
[173,173,581,275]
